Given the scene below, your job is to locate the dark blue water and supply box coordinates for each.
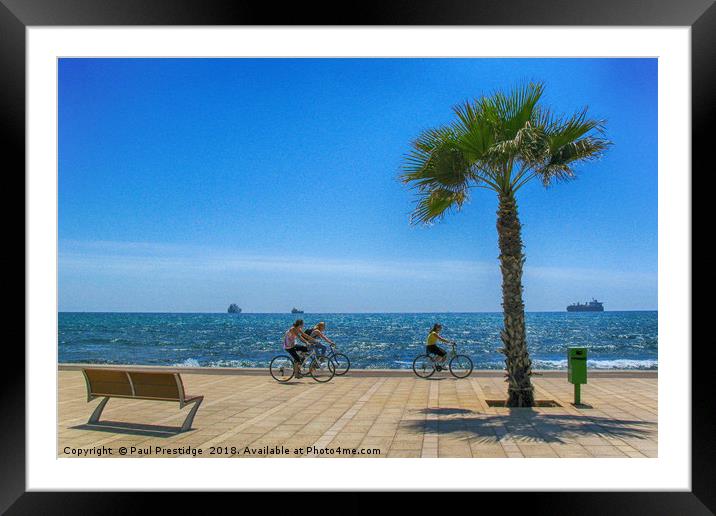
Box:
[58,312,657,370]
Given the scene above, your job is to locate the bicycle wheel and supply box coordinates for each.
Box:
[308,354,335,383]
[269,355,295,382]
[412,354,436,378]
[330,353,351,376]
[449,354,473,379]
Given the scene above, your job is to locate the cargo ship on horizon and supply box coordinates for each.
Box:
[567,299,604,312]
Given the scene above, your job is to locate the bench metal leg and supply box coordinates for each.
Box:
[88,396,109,424]
[180,397,203,432]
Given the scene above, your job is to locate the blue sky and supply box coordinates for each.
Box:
[58,58,657,312]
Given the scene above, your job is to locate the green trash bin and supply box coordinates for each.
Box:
[567,347,587,404]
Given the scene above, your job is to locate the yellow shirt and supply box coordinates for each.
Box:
[426,331,440,346]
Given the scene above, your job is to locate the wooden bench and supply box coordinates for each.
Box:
[82,368,204,432]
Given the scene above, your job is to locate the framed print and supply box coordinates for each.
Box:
[5,0,713,512]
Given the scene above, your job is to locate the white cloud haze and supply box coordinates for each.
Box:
[59,240,657,313]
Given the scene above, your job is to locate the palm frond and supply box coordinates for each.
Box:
[451,101,495,160]
[401,127,473,194]
[488,81,545,141]
[401,126,476,225]
[409,188,468,225]
[536,137,610,186]
[451,83,548,175]
[537,106,606,153]
[488,123,548,165]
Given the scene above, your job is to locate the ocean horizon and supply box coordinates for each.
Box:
[58,311,658,370]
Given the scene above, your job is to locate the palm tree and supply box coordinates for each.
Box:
[401,82,610,407]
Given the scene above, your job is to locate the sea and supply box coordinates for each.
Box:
[58,311,657,370]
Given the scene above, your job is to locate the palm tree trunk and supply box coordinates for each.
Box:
[496,192,535,407]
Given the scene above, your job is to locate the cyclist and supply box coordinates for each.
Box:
[283,319,315,378]
[305,321,336,357]
[426,323,453,371]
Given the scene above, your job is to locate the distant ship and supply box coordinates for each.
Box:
[291,307,304,314]
[227,304,242,314]
[567,299,604,312]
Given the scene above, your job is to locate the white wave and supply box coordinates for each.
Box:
[208,359,248,368]
[588,359,658,369]
[174,358,201,367]
[533,358,658,370]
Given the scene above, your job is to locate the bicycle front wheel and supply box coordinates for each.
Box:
[309,355,335,383]
[269,355,295,382]
[449,354,473,379]
[331,353,351,376]
[412,354,436,378]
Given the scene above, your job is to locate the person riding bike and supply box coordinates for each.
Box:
[305,321,336,357]
[426,323,453,371]
[283,319,316,378]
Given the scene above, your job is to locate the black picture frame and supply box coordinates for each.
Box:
[4,0,711,513]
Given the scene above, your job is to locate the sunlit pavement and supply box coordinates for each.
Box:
[58,368,657,458]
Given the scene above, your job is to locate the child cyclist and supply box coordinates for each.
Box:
[283,319,316,378]
[426,323,454,371]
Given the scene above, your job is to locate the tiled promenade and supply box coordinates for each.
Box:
[58,367,657,458]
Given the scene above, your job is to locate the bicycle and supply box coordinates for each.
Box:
[323,343,351,376]
[412,341,473,379]
[269,346,335,383]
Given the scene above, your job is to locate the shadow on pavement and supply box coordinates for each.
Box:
[71,421,185,438]
[417,407,475,416]
[405,408,655,444]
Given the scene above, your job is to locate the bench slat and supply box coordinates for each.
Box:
[84,369,133,397]
[128,371,182,401]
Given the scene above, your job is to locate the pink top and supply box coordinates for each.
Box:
[283,329,297,349]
